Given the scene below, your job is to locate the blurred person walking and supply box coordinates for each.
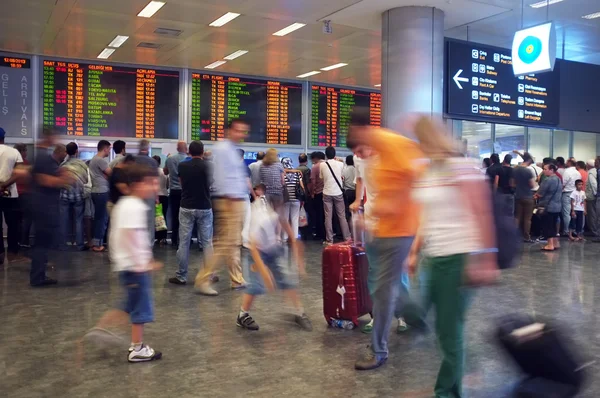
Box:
[535,164,563,251]
[310,152,326,241]
[89,140,112,252]
[342,155,356,223]
[346,111,424,371]
[30,135,73,286]
[321,146,351,245]
[407,117,497,398]
[259,148,285,208]
[13,143,32,249]
[135,139,159,246]
[169,141,213,285]
[194,119,255,295]
[59,142,89,251]
[513,153,536,242]
[560,159,582,236]
[297,153,311,240]
[585,159,598,237]
[0,128,24,264]
[164,141,188,247]
[153,155,169,244]
[248,151,265,188]
[281,157,305,242]
[489,154,515,217]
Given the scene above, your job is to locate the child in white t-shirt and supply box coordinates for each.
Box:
[569,179,587,241]
[236,184,312,332]
[84,164,163,363]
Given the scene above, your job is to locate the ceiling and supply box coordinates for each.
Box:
[1,0,599,88]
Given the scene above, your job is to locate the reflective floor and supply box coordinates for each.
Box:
[1,240,599,397]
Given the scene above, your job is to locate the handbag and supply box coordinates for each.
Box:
[535,179,561,215]
[299,205,308,227]
[155,203,167,231]
[294,172,305,202]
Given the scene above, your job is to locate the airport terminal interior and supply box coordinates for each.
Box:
[1,0,600,397]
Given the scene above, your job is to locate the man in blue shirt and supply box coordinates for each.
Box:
[164,141,188,247]
[195,119,255,295]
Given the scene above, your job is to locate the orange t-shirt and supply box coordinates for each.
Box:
[369,128,424,238]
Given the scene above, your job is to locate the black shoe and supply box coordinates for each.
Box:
[168,277,186,285]
[294,313,313,331]
[237,313,259,331]
[30,277,58,287]
[354,352,387,371]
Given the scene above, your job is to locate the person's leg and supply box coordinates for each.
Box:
[92,193,109,248]
[241,197,251,246]
[281,202,291,241]
[20,193,33,247]
[576,210,584,238]
[59,199,70,250]
[333,194,351,241]
[74,200,85,249]
[314,193,325,240]
[290,201,300,241]
[586,200,597,236]
[523,198,534,241]
[170,190,182,246]
[562,192,572,235]
[226,200,245,287]
[515,198,525,237]
[0,199,6,260]
[195,199,226,288]
[195,209,214,277]
[4,198,20,256]
[173,208,195,283]
[323,194,334,243]
[30,213,56,285]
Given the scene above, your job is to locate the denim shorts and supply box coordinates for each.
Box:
[119,271,154,324]
[244,247,298,295]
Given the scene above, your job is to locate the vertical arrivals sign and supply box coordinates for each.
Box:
[0,54,32,137]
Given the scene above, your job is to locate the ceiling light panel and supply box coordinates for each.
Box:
[97,48,116,59]
[138,1,166,18]
[321,63,348,71]
[273,23,306,37]
[582,11,600,19]
[297,71,320,78]
[108,35,129,48]
[529,0,563,8]
[205,60,227,69]
[209,12,241,27]
[223,50,248,60]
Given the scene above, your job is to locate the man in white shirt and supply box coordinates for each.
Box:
[320,146,350,245]
[0,128,24,263]
[561,159,582,236]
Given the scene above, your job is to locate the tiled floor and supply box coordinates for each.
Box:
[0,240,598,397]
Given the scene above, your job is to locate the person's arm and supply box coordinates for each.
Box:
[512,150,524,159]
[493,174,499,191]
[247,178,256,200]
[279,217,305,275]
[584,195,588,215]
[571,197,576,218]
[163,157,170,176]
[0,164,24,189]
[350,177,364,211]
[591,171,598,197]
[528,176,535,189]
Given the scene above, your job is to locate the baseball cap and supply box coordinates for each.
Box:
[0,128,5,139]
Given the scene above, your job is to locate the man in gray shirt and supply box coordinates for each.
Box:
[108,140,126,168]
[164,141,188,247]
[248,151,265,188]
[513,153,535,242]
[89,140,111,251]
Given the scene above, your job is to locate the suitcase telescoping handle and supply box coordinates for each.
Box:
[351,207,365,247]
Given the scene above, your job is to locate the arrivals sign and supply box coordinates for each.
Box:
[445,40,559,126]
[512,22,557,77]
[0,54,32,138]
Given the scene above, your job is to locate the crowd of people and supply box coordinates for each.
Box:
[2,113,583,396]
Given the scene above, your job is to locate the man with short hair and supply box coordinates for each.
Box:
[320,146,351,245]
[135,139,159,245]
[169,141,213,285]
[30,131,73,286]
[59,142,89,250]
[249,151,265,188]
[109,140,126,168]
[561,159,582,236]
[0,127,24,263]
[164,141,188,247]
[89,140,112,252]
[194,118,255,295]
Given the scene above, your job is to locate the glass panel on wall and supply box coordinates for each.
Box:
[495,124,525,165]
[528,128,551,162]
[462,121,492,160]
[573,131,598,163]
[553,130,570,159]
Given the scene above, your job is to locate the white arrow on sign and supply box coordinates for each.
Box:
[453,69,469,89]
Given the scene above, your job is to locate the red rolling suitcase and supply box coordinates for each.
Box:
[322,216,372,327]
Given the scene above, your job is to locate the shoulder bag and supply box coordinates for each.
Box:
[325,161,344,195]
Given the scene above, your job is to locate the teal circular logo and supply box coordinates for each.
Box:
[518,36,542,64]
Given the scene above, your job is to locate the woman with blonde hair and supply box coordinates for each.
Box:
[408,116,498,398]
[259,148,285,209]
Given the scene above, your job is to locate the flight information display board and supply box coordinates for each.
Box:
[0,54,33,137]
[190,73,302,145]
[310,85,381,147]
[446,40,559,126]
[42,60,179,138]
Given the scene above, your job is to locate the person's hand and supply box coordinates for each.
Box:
[150,260,163,271]
[263,270,275,291]
[406,251,418,278]
[571,211,576,218]
[293,241,306,277]
[584,210,588,216]
[349,201,360,212]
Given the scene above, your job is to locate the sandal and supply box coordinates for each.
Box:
[91,246,106,252]
[541,247,555,252]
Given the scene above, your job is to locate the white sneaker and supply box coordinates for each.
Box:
[195,282,219,296]
[128,344,162,363]
[397,317,409,333]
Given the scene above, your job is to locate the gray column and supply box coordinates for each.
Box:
[382,7,444,128]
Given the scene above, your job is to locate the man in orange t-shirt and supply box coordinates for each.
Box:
[347,110,425,371]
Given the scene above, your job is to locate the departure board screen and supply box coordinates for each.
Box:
[310,85,381,147]
[42,60,179,138]
[0,54,33,137]
[446,40,559,126]
[190,73,302,145]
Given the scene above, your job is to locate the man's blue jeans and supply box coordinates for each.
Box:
[365,236,414,360]
[59,199,85,250]
[176,208,213,282]
[91,192,109,247]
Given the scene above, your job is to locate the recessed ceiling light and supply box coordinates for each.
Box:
[97,48,116,59]
[205,60,227,69]
[137,1,166,18]
[108,35,129,48]
[296,71,320,78]
[273,23,306,37]
[374,84,381,87]
[223,50,248,60]
[209,12,241,27]
[320,63,348,71]
[529,0,563,8]
[582,11,600,19]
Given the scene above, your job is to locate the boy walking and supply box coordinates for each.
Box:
[85,164,163,362]
[569,180,586,241]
